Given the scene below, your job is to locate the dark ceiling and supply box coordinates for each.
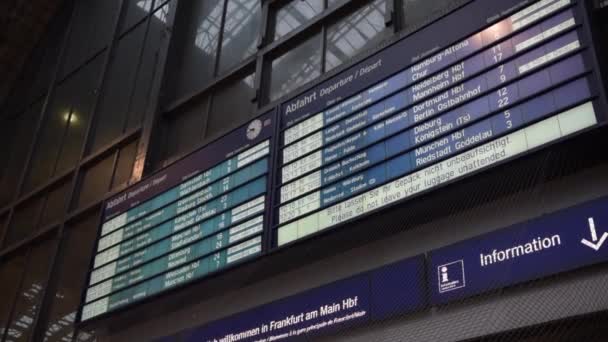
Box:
[0,0,63,108]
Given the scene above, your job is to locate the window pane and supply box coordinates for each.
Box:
[29,5,71,102]
[112,141,138,188]
[55,54,105,175]
[25,81,72,192]
[5,239,57,342]
[273,0,323,41]
[162,97,208,163]
[75,154,115,209]
[39,213,98,342]
[206,73,256,143]
[0,102,43,205]
[127,2,176,130]
[2,5,70,114]
[120,0,153,34]
[0,101,41,206]
[166,0,225,102]
[4,196,45,247]
[269,33,321,102]
[0,253,27,339]
[325,0,388,72]
[91,24,146,153]
[39,182,71,228]
[218,0,261,74]
[401,0,464,33]
[0,117,14,180]
[61,0,120,77]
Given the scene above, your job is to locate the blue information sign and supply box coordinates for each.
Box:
[429,196,608,305]
[161,256,426,342]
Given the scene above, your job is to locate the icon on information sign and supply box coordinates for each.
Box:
[581,217,607,251]
[437,260,466,293]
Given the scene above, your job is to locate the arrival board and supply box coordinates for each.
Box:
[80,113,276,321]
[275,0,604,245]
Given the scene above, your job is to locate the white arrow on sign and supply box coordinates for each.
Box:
[581,217,608,251]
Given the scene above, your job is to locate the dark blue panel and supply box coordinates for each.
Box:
[543,30,579,55]
[541,9,575,33]
[386,153,412,180]
[549,54,586,84]
[521,92,556,123]
[370,255,427,320]
[518,70,551,98]
[383,71,411,96]
[553,78,591,109]
[386,131,412,158]
[382,92,409,119]
[368,123,386,144]
[511,24,542,48]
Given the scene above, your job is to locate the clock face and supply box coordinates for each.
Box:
[247,119,262,140]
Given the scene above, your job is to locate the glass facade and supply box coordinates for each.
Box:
[6,0,604,341]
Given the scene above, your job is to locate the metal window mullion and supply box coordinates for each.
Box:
[0,208,14,250]
[48,103,76,179]
[108,148,122,193]
[321,24,327,74]
[214,0,230,78]
[253,0,270,106]
[393,0,402,32]
[136,0,181,180]
[258,0,270,49]
[385,0,395,29]
[200,91,215,145]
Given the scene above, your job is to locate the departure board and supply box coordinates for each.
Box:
[274,0,606,245]
[79,0,608,324]
[80,112,276,321]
